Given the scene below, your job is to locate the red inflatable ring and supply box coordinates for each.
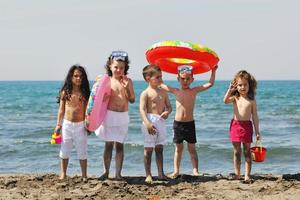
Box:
[146,41,219,74]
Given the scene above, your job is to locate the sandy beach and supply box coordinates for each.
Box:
[1,173,299,200]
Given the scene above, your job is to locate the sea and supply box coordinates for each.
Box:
[0,80,299,176]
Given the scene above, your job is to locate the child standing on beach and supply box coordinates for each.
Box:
[160,65,217,178]
[223,70,260,183]
[54,65,90,181]
[95,51,135,180]
[140,65,172,183]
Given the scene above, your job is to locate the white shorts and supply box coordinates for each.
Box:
[59,120,88,160]
[142,113,167,148]
[95,110,129,143]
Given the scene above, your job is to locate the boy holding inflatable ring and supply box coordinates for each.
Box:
[95,51,135,180]
[140,64,172,183]
[160,64,217,178]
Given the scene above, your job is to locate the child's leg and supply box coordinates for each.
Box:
[101,141,114,179]
[144,147,153,183]
[187,143,199,175]
[73,127,88,179]
[172,143,183,177]
[243,143,252,180]
[155,144,166,179]
[79,159,87,179]
[60,158,69,179]
[115,142,124,179]
[232,142,242,179]
[59,123,72,180]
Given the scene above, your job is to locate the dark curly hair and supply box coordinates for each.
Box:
[105,54,130,76]
[232,70,257,100]
[57,64,90,103]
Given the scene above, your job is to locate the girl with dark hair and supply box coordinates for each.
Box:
[54,64,90,182]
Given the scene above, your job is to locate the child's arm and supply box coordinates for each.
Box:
[121,76,135,103]
[55,92,66,133]
[159,83,178,94]
[83,101,92,135]
[223,80,236,104]
[127,78,135,103]
[160,93,172,120]
[193,66,217,93]
[139,91,157,135]
[252,100,261,141]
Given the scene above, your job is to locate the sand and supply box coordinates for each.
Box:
[1,173,300,200]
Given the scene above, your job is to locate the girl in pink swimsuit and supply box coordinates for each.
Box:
[224,70,261,183]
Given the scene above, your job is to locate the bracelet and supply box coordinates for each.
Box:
[56,124,62,127]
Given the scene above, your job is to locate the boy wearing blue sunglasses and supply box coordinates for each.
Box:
[160,64,218,178]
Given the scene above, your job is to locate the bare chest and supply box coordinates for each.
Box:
[110,83,125,97]
[235,99,252,113]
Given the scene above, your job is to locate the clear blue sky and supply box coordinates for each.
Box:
[1,0,299,80]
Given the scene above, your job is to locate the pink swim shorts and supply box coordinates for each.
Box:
[229,119,253,143]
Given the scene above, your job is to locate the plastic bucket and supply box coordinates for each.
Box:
[54,135,62,144]
[50,132,62,144]
[251,141,267,162]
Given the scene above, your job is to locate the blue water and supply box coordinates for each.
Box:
[0,80,299,176]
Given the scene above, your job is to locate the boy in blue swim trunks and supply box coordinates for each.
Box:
[160,64,217,178]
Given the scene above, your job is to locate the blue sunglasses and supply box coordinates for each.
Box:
[178,65,193,74]
[110,51,128,61]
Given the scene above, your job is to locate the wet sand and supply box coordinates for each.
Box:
[1,173,300,199]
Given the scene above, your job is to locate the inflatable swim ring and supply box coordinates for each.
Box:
[85,74,111,132]
[146,41,219,74]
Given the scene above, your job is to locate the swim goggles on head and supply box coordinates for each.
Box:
[178,65,193,74]
[110,51,128,61]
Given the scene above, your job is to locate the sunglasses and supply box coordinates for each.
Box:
[110,51,128,61]
[178,65,193,74]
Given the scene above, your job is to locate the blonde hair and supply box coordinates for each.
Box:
[232,70,257,100]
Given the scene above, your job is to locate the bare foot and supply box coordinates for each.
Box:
[168,172,179,179]
[241,178,254,184]
[229,173,240,180]
[193,171,200,176]
[145,175,153,183]
[115,175,124,181]
[158,174,169,181]
[99,173,109,181]
[59,174,66,180]
[82,177,88,183]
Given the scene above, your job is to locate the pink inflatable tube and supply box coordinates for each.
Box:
[85,74,111,131]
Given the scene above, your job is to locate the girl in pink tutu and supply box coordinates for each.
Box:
[224,70,261,183]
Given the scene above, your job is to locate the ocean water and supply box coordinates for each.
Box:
[0,80,299,176]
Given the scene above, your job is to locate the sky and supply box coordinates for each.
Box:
[0,0,299,81]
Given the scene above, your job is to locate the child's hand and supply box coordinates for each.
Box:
[120,75,129,89]
[256,132,261,141]
[54,125,62,133]
[229,80,237,92]
[146,123,157,135]
[213,65,218,71]
[160,111,169,120]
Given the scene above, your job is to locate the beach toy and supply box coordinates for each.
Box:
[150,196,161,200]
[50,132,62,144]
[85,74,111,132]
[251,140,267,162]
[146,41,219,74]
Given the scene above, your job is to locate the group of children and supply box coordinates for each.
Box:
[54,51,260,184]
